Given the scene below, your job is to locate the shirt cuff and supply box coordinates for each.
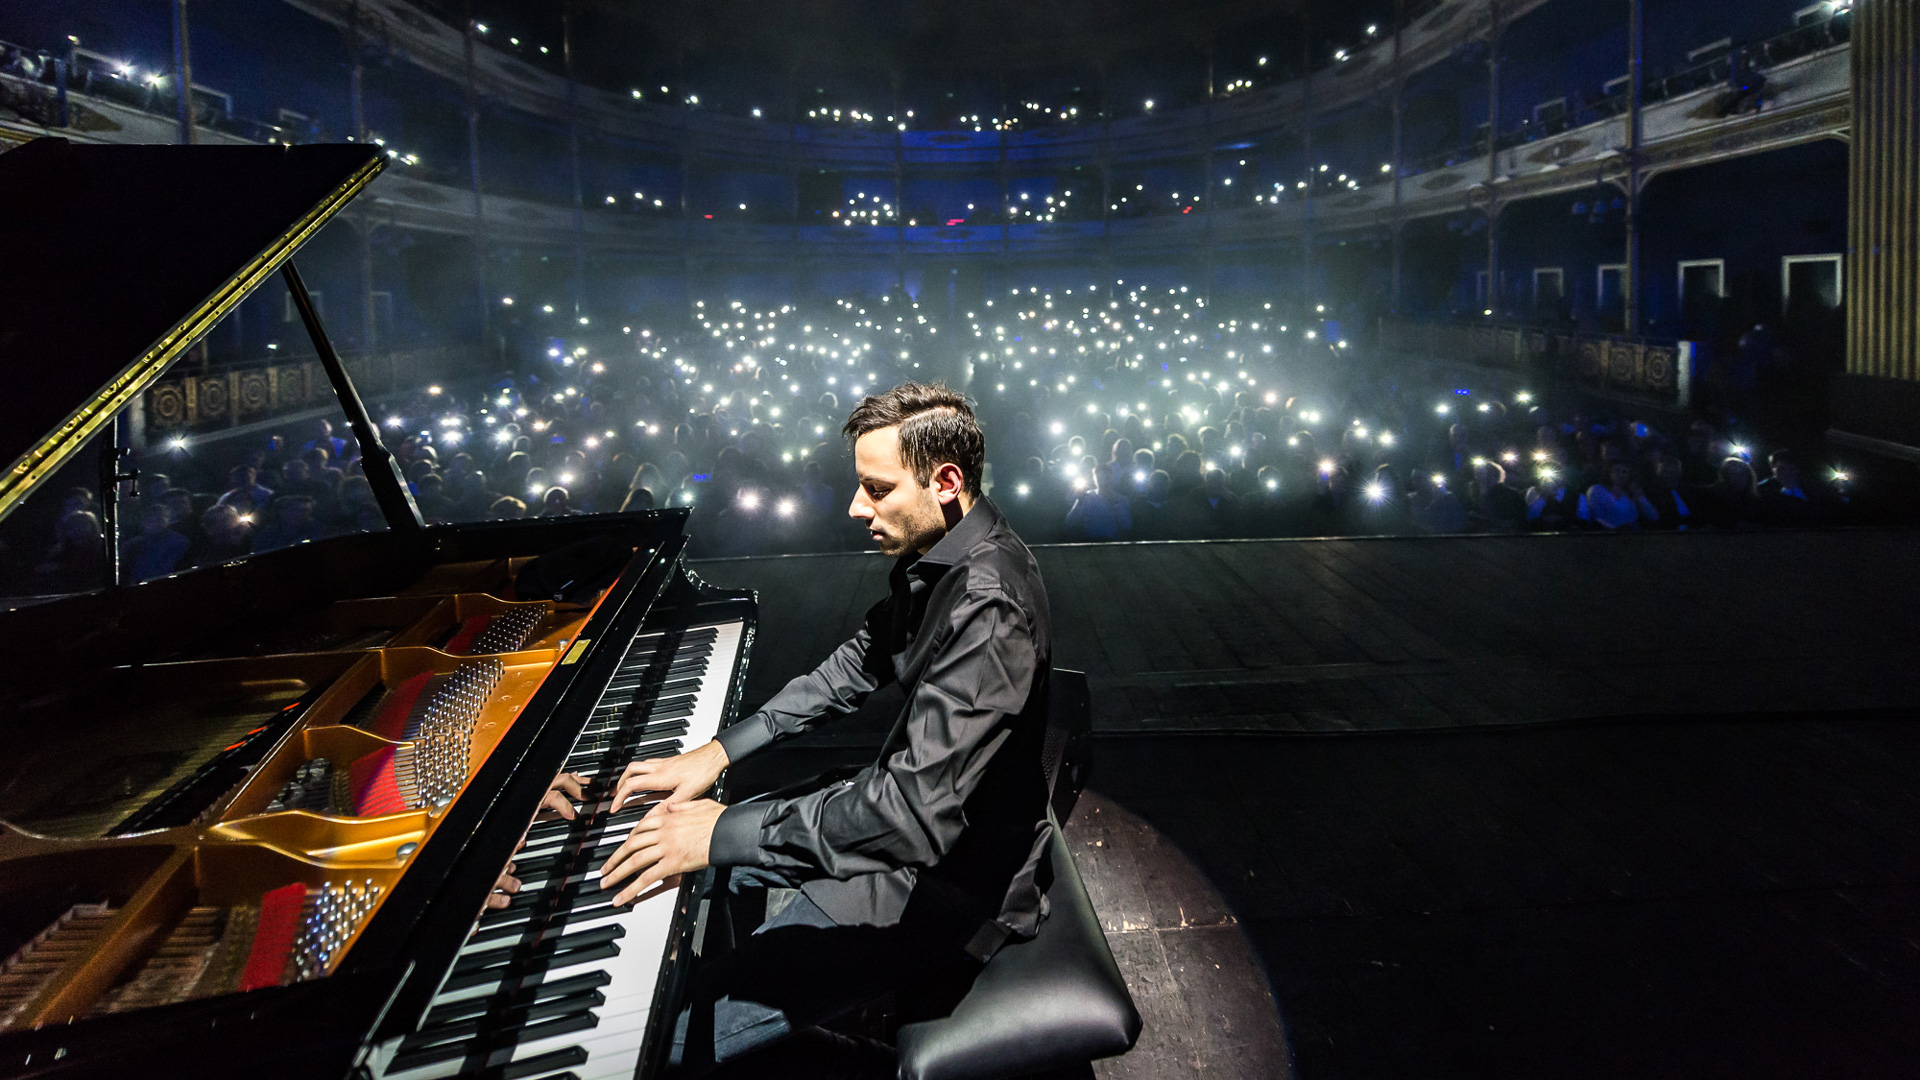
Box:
[715,714,775,763]
[708,801,771,869]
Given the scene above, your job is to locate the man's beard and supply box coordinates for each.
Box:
[872,497,946,557]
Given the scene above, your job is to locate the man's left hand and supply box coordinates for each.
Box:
[600,798,724,906]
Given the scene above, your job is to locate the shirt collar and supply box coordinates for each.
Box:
[904,496,1001,579]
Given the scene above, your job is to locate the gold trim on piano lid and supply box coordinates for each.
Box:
[0,151,388,523]
[560,638,592,665]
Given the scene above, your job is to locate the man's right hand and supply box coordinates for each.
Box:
[610,740,730,813]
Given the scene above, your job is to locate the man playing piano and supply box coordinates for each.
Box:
[598,382,1055,1077]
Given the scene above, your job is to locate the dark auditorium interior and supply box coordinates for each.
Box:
[2,0,1919,1076]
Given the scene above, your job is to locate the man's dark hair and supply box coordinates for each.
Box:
[842,382,985,497]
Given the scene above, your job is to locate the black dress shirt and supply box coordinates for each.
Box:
[708,497,1054,957]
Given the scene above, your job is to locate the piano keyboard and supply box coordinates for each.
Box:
[371,617,745,1080]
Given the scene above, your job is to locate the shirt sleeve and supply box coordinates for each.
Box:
[714,617,892,763]
[709,587,1037,878]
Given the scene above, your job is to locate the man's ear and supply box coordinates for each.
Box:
[931,462,966,504]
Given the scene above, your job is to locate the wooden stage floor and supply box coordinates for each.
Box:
[697,529,1920,1077]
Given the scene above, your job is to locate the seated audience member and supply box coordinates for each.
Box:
[1681,421,1723,487]
[1193,467,1240,538]
[489,496,528,520]
[1412,472,1468,534]
[162,488,201,546]
[1643,458,1694,530]
[30,510,104,593]
[227,465,273,507]
[1238,466,1300,537]
[1756,450,1822,528]
[303,446,346,495]
[619,487,655,512]
[1354,464,1414,536]
[1468,461,1527,533]
[279,458,327,501]
[1434,422,1478,489]
[1702,457,1763,529]
[336,476,378,527]
[253,495,320,552]
[1309,464,1359,536]
[193,504,255,565]
[58,487,98,521]
[1063,463,1132,541]
[1583,461,1659,530]
[215,485,260,518]
[1524,467,1585,531]
[122,503,190,582]
[413,474,452,523]
[797,460,834,517]
[540,487,574,517]
[1130,469,1176,540]
[302,418,348,462]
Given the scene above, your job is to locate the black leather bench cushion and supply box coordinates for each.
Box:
[895,821,1141,1080]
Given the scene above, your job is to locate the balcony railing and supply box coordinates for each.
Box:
[1381,318,1695,409]
[141,348,463,432]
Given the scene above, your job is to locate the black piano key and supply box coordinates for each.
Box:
[572,715,693,743]
[424,972,611,1027]
[524,820,578,843]
[387,1012,598,1073]
[510,831,630,883]
[490,1049,590,1080]
[469,898,625,945]
[506,852,565,880]
[568,722,690,752]
[452,923,626,978]
[441,940,620,993]
[404,989,605,1052]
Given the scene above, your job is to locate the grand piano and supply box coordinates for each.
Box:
[0,139,755,1079]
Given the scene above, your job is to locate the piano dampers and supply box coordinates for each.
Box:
[0,903,117,1030]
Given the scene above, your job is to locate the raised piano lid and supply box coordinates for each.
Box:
[0,137,385,522]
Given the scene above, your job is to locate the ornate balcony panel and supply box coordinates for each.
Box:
[1384,318,1693,408]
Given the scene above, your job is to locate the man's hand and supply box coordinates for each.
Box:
[609,741,729,813]
[599,798,724,905]
[484,862,521,910]
[538,772,589,820]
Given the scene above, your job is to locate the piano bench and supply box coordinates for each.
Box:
[894,822,1141,1080]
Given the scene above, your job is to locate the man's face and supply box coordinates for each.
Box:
[850,426,947,558]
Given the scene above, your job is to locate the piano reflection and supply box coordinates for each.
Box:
[0,138,755,1080]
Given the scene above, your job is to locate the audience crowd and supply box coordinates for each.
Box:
[0,282,1869,595]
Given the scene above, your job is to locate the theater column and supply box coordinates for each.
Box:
[171,0,194,145]
[1835,0,1920,445]
[461,1,490,349]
